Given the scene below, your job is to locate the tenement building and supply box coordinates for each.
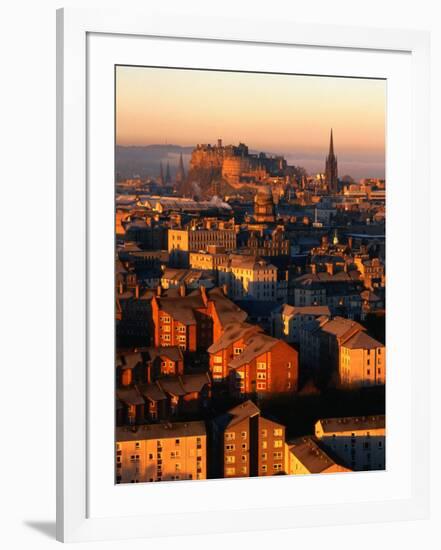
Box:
[151,286,247,352]
[214,401,286,478]
[116,421,207,483]
[168,219,236,266]
[217,254,278,301]
[208,321,298,395]
[315,415,385,471]
[339,331,385,387]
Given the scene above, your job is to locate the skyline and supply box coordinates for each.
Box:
[116,66,386,179]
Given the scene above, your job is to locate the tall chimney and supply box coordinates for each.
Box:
[179,285,186,297]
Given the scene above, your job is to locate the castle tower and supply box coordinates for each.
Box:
[165,162,172,184]
[325,129,338,193]
[176,153,186,185]
[254,186,276,224]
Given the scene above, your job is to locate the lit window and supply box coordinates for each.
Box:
[225,432,235,441]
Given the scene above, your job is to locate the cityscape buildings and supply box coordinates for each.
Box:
[115,66,386,484]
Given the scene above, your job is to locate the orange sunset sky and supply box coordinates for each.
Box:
[116,65,386,179]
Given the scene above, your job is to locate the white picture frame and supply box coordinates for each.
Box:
[56,7,430,543]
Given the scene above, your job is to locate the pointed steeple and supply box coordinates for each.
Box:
[159,161,164,185]
[176,153,185,185]
[325,128,338,193]
[165,162,171,184]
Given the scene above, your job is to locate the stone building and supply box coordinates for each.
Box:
[253,186,276,223]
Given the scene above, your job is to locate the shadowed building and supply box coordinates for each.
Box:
[315,415,385,471]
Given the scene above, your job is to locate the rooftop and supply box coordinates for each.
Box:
[288,436,348,473]
[316,415,386,434]
[342,331,384,350]
[116,420,207,442]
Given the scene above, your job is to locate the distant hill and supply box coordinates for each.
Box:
[115,145,193,180]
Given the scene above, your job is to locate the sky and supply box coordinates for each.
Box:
[116,65,386,179]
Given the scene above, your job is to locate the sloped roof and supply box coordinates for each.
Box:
[116,421,206,442]
[116,387,145,406]
[288,436,349,473]
[207,322,262,354]
[146,346,183,363]
[208,287,248,327]
[228,333,281,369]
[342,331,383,350]
[225,400,260,428]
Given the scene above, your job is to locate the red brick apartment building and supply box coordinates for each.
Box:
[151,286,247,352]
[208,321,298,396]
[214,400,286,478]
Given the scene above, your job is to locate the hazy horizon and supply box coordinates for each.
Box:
[116,66,386,179]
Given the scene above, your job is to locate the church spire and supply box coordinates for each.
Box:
[176,153,185,185]
[165,162,171,184]
[329,128,334,157]
[325,128,338,193]
[159,161,164,185]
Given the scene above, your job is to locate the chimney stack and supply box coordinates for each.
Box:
[179,285,186,297]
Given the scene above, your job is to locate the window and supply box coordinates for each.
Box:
[175,439,180,446]
[226,467,236,476]
[273,452,283,459]
[162,334,170,341]
[241,455,247,462]
[262,441,267,449]
[225,444,235,451]
[261,453,267,460]
[273,464,282,471]
[214,356,223,364]
[226,456,235,464]
[257,382,266,390]
[274,440,283,448]
[148,453,154,460]
[261,429,267,437]
[225,432,235,441]
[257,372,266,380]
[257,362,266,370]
[241,443,247,450]
[241,431,247,439]
[273,428,283,437]
[261,465,267,473]
[135,442,140,449]
[241,467,247,474]
[234,347,243,355]
[175,463,181,471]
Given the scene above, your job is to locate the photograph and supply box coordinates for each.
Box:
[114,65,386,484]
